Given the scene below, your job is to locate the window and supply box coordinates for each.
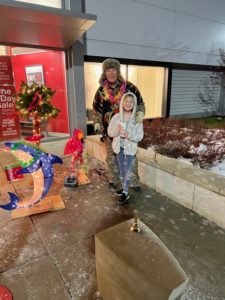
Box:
[84,62,126,112]
[84,62,167,121]
[0,46,7,56]
[128,65,166,118]
[13,0,62,8]
[0,46,69,141]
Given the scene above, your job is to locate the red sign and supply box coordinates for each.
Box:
[0,56,14,85]
[0,86,16,114]
[0,56,19,142]
[0,113,21,141]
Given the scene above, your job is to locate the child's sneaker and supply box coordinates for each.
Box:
[118,193,130,204]
[114,189,123,196]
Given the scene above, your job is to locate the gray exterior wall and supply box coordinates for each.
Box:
[84,0,225,66]
[83,0,225,119]
[170,70,221,116]
[65,0,90,135]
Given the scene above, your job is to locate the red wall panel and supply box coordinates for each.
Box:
[11,50,69,133]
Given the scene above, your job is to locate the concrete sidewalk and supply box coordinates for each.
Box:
[0,142,225,299]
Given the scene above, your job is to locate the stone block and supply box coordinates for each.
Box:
[193,185,225,229]
[155,154,178,175]
[175,166,223,194]
[91,140,106,163]
[156,169,194,209]
[87,134,101,143]
[138,161,157,189]
[92,142,101,161]
[95,219,188,300]
[85,139,93,156]
[137,147,156,162]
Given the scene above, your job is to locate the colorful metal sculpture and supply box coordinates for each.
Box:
[0,141,62,210]
[64,129,84,187]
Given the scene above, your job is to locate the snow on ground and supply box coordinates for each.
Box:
[147,126,225,178]
[178,156,225,177]
[208,159,225,176]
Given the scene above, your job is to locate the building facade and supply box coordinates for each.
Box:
[84,0,225,121]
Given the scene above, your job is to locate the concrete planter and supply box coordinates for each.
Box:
[95,219,188,300]
[86,135,225,229]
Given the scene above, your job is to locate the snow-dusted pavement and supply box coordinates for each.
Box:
[0,147,225,299]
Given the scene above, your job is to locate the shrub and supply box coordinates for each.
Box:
[140,118,225,168]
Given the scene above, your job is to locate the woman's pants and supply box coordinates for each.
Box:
[106,138,140,187]
[116,148,135,194]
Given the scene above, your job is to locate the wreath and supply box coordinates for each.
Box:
[15,81,60,120]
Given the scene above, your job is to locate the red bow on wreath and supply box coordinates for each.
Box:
[28,92,40,112]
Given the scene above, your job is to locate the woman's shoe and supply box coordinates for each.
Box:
[118,193,130,204]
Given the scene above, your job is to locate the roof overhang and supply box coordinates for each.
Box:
[0,0,96,50]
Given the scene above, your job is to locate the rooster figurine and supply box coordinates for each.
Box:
[64,129,84,187]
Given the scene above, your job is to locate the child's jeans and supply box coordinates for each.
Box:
[116,148,135,194]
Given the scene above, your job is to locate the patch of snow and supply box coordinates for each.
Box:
[147,128,225,177]
[198,143,208,152]
[178,155,225,177]
[208,159,225,177]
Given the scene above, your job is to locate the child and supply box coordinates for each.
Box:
[107,92,144,204]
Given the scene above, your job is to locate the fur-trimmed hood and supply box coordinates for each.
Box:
[107,91,144,155]
[119,92,137,126]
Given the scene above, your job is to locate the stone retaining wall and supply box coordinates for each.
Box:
[86,135,225,229]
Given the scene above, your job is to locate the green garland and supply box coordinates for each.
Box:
[15,81,60,120]
[10,141,48,166]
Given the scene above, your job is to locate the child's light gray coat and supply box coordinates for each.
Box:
[107,92,144,155]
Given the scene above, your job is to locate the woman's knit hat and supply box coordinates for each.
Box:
[99,58,125,85]
[102,58,121,73]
